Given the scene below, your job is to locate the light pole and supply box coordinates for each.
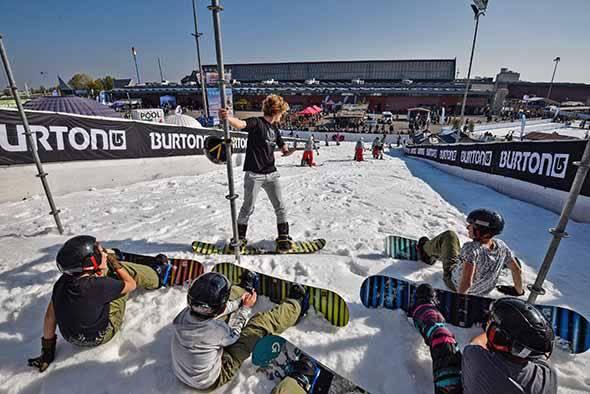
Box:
[192,0,209,118]
[546,56,561,101]
[131,47,141,84]
[157,57,164,82]
[459,2,487,127]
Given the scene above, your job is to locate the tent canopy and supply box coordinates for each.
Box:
[297,106,322,116]
[23,96,121,118]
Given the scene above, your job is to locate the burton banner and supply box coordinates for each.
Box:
[0,109,247,165]
[404,140,590,197]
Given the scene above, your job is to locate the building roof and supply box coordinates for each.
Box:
[23,96,121,118]
[111,81,491,98]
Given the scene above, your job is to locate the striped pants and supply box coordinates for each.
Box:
[411,303,463,394]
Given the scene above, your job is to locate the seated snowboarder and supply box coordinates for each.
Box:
[416,209,523,296]
[171,271,310,392]
[410,283,557,394]
[219,94,294,252]
[27,235,167,372]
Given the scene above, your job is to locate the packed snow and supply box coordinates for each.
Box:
[1,143,589,393]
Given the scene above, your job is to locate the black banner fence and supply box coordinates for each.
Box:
[404,140,590,197]
[0,109,249,165]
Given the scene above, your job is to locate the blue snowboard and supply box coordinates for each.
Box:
[252,335,369,393]
[360,275,590,354]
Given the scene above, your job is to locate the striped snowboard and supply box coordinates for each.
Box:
[384,235,418,260]
[112,249,204,287]
[360,275,590,354]
[192,239,326,255]
[214,262,349,327]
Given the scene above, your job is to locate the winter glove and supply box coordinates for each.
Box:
[496,285,525,296]
[27,336,56,372]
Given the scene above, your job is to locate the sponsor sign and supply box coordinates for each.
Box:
[404,140,589,197]
[0,109,247,165]
[130,109,165,123]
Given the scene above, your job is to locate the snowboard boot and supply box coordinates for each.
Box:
[417,237,436,265]
[231,223,248,248]
[239,269,259,293]
[152,254,173,288]
[288,353,320,392]
[289,283,310,323]
[276,222,295,252]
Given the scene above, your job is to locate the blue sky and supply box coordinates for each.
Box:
[1,0,588,88]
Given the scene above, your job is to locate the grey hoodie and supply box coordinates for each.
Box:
[171,299,252,390]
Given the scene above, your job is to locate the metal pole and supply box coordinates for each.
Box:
[459,12,481,126]
[527,138,590,303]
[0,35,64,234]
[132,47,141,84]
[208,0,241,264]
[193,0,210,118]
[546,57,560,101]
[157,57,164,82]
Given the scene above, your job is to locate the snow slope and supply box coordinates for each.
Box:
[0,143,589,393]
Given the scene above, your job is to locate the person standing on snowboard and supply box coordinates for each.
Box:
[219,94,294,251]
[354,137,365,161]
[301,135,318,167]
[27,235,167,372]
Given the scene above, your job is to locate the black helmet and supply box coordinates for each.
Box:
[187,272,231,317]
[56,235,102,275]
[486,298,554,359]
[467,209,505,236]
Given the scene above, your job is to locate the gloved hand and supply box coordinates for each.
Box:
[496,285,525,296]
[27,336,56,372]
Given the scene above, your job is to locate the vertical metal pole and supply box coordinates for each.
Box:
[132,47,141,84]
[208,0,241,264]
[459,13,481,126]
[527,139,590,303]
[193,0,210,118]
[157,57,164,82]
[0,35,64,234]
[547,57,560,101]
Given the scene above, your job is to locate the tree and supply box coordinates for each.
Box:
[2,87,11,97]
[68,73,94,89]
[101,76,114,91]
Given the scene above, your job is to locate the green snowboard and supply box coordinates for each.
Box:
[213,262,349,327]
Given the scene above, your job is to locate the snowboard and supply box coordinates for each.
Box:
[192,238,326,255]
[213,262,349,327]
[252,335,368,394]
[360,275,590,354]
[384,235,419,260]
[111,249,204,287]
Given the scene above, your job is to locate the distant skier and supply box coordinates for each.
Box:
[27,236,166,372]
[354,137,364,161]
[335,132,341,146]
[301,135,319,167]
[416,209,523,296]
[171,271,310,392]
[410,284,556,394]
[324,133,329,146]
[219,94,294,251]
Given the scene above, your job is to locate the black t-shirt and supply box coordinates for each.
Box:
[52,274,124,344]
[242,117,285,174]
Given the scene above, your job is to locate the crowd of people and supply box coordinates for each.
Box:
[28,94,559,394]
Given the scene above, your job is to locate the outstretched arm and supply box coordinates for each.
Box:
[457,262,475,294]
[507,259,524,295]
[219,108,246,130]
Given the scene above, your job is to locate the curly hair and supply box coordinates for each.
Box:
[262,94,289,117]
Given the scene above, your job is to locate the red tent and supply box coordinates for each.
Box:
[297,106,318,115]
[312,105,322,112]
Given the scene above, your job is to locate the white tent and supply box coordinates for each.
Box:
[164,114,202,128]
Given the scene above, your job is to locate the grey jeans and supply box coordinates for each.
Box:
[238,171,287,225]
